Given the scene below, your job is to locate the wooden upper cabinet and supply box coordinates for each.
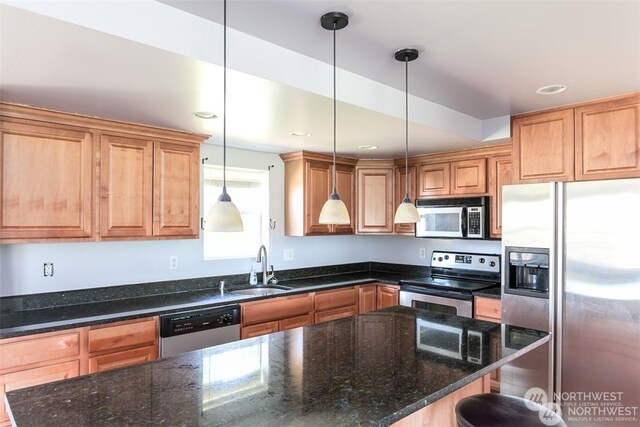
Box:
[394,165,417,235]
[356,161,394,234]
[100,134,153,238]
[153,142,200,237]
[0,121,93,241]
[512,108,575,183]
[0,102,208,243]
[418,162,451,197]
[488,154,512,238]
[575,93,640,180]
[281,151,356,236]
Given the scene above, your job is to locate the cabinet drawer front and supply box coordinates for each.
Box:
[315,287,359,311]
[0,330,82,371]
[315,305,358,324]
[279,314,313,331]
[241,321,279,339]
[89,345,156,373]
[89,318,157,354]
[242,294,314,326]
[474,297,501,321]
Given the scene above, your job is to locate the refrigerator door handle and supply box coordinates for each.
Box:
[553,182,564,405]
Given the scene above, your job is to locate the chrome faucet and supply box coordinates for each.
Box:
[256,245,269,285]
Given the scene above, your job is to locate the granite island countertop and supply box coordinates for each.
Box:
[5,306,549,427]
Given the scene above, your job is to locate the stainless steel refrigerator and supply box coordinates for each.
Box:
[500,178,640,427]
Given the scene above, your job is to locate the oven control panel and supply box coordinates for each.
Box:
[431,251,500,273]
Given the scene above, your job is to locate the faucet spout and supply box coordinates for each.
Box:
[256,245,268,285]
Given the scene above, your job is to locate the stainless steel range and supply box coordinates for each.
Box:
[400,251,500,318]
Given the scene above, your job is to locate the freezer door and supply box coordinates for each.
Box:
[559,178,640,426]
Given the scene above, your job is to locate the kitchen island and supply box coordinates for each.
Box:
[5,306,548,426]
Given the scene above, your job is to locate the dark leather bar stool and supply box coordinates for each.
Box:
[455,393,567,427]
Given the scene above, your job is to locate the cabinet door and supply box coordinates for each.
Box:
[241,321,279,339]
[358,285,378,314]
[100,134,153,237]
[315,305,358,324]
[0,121,93,240]
[153,142,199,237]
[575,94,640,180]
[488,154,512,238]
[356,167,394,234]
[473,296,501,323]
[242,293,314,326]
[88,317,157,354]
[89,345,156,374]
[304,160,332,235]
[512,109,575,183]
[451,158,486,195]
[394,165,416,234]
[1,360,80,425]
[417,162,450,197]
[331,163,356,234]
[377,285,399,310]
[315,287,359,312]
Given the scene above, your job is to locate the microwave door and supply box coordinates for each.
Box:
[417,206,464,238]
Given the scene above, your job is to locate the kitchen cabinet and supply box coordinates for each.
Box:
[417,158,486,197]
[512,92,640,184]
[359,283,400,314]
[241,293,314,339]
[0,120,94,241]
[0,102,208,243]
[314,287,359,324]
[87,317,158,373]
[0,328,87,426]
[355,160,395,234]
[474,296,501,392]
[575,93,640,180]
[487,154,512,238]
[512,108,575,183]
[394,164,417,235]
[281,151,357,236]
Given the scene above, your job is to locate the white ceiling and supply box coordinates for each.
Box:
[1,1,639,158]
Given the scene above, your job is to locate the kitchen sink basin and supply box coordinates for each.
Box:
[231,285,292,296]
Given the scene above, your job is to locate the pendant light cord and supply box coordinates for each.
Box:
[332,22,337,194]
[222,0,227,192]
[404,55,409,199]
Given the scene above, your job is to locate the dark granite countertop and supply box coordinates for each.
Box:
[0,269,426,339]
[472,287,501,299]
[6,306,549,427]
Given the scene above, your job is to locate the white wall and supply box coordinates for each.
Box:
[0,144,501,297]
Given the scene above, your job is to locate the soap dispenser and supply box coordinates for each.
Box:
[249,265,258,285]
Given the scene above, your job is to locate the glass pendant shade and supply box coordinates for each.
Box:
[394,195,420,223]
[319,191,350,225]
[205,187,243,232]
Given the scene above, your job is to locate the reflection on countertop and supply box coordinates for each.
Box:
[6,306,549,427]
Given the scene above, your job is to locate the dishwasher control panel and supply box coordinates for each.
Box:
[160,305,241,338]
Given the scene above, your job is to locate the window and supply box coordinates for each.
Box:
[203,165,269,259]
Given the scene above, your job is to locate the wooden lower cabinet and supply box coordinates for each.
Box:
[474,296,502,392]
[314,287,359,324]
[241,293,315,339]
[241,321,280,339]
[89,345,157,373]
[359,284,400,315]
[358,285,378,313]
[0,328,88,426]
[392,377,488,427]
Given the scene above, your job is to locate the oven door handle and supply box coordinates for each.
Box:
[401,286,473,301]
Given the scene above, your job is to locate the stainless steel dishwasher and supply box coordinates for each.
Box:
[159,305,241,358]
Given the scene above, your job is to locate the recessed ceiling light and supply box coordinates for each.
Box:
[289,132,312,137]
[536,85,567,95]
[192,111,217,119]
[358,145,379,150]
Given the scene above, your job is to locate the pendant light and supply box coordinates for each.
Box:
[205,0,243,232]
[318,12,350,225]
[393,48,420,224]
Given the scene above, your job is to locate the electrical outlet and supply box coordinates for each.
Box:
[419,248,426,259]
[43,263,54,277]
[169,256,178,269]
[283,249,294,261]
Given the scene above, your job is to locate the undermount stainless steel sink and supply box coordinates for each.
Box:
[231,285,292,296]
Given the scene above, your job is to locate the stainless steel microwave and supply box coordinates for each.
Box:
[415,197,488,239]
